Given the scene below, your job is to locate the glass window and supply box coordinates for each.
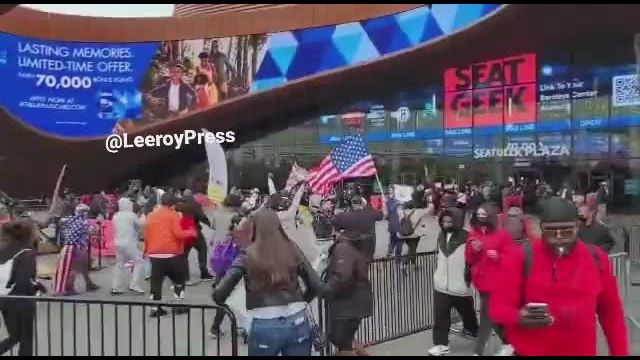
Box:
[573,131,609,158]
[293,120,317,145]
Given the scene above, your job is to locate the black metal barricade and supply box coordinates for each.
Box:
[318,252,439,354]
[0,296,238,357]
[318,248,632,355]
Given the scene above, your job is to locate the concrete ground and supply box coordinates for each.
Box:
[16,209,640,356]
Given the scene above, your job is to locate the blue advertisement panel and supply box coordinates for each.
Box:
[573,131,609,157]
[0,33,159,137]
[444,137,472,157]
[537,63,572,132]
[570,66,609,130]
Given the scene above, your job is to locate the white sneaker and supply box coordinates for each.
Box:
[495,344,514,356]
[128,286,145,295]
[427,345,450,356]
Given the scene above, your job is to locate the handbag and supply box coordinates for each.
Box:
[304,305,326,353]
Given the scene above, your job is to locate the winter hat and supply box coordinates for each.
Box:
[539,197,577,223]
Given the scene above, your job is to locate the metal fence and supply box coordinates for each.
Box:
[0,296,238,357]
[318,248,633,354]
[317,252,439,355]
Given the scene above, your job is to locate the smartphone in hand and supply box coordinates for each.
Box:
[526,302,549,317]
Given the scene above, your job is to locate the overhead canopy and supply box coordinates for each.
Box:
[2,4,640,195]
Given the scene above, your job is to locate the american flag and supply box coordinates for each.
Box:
[308,134,377,196]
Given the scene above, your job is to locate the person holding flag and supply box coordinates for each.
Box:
[307,134,384,259]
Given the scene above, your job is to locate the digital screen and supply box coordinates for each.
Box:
[610,132,640,157]
[365,105,388,141]
[573,131,609,157]
[537,63,572,132]
[444,53,536,136]
[425,138,443,157]
[318,115,342,144]
[537,132,571,157]
[609,65,640,128]
[473,135,503,160]
[571,66,609,130]
[389,106,416,140]
[444,137,472,157]
[416,91,443,139]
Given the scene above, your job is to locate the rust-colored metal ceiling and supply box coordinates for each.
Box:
[174,4,296,17]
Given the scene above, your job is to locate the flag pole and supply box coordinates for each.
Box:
[49,164,67,214]
[375,172,387,215]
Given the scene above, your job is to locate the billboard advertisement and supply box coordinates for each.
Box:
[0,32,269,137]
[0,5,504,138]
[444,53,536,136]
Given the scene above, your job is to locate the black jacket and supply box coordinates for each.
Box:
[182,195,211,231]
[0,243,38,311]
[212,244,323,310]
[323,235,373,320]
[577,221,615,253]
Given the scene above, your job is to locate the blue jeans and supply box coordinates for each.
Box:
[248,310,311,356]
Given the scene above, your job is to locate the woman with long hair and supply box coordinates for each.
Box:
[213,209,323,356]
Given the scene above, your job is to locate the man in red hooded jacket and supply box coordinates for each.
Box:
[490,197,628,356]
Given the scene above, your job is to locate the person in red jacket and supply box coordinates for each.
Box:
[175,199,198,285]
[465,203,513,356]
[490,197,629,356]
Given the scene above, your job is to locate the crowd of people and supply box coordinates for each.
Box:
[0,172,631,356]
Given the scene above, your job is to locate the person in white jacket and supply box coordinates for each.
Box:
[111,197,146,295]
[428,207,479,356]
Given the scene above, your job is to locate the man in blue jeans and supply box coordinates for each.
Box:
[386,187,402,257]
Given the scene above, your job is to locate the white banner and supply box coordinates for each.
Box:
[202,128,228,204]
[285,162,308,191]
[393,184,414,203]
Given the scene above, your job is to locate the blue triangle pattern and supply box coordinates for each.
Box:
[430,4,459,33]
[423,11,445,41]
[332,29,364,64]
[293,26,336,44]
[254,52,283,79]
[350,32,380,64]
[452,4,485,31]
[251,4,504,85]
[482,4,502,16]
[269,44,298,75]
[362,15,406,55]
[333,22,366,38]
[251,77,287,92]
[386,29,412,54]
[318,43,347,72]
[395,6,430,46]
[286,41,330,80]
[268,31,298,49]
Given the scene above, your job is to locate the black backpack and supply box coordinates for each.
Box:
[399,210,417,237]
[312,213,333,239]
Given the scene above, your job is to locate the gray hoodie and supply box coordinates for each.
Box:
[113,198,145,247]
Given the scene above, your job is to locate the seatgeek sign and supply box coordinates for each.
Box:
[444,53,537,135]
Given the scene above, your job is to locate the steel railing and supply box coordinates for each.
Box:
[0,296,238,357]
